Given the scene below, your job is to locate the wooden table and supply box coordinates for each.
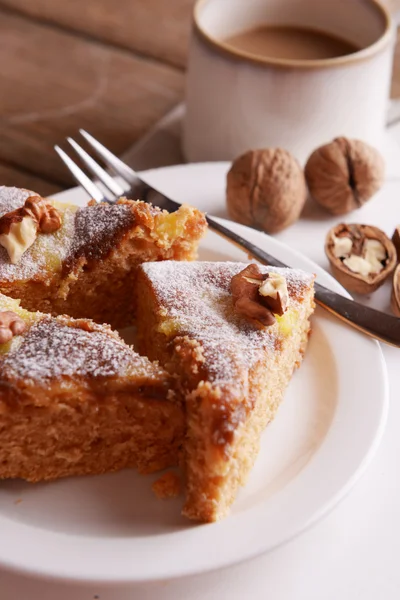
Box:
[0,0,399,197]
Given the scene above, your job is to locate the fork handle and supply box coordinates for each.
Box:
[312,282,400,346]
[207,216,400,348]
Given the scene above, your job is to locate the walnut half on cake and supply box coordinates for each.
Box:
[136,261,315,522]
[0,294,185,482]
[0,187,207,328]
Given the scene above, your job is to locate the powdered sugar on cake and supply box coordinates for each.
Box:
[0,188,136,281]
[0,187,34,217]
[0,187,76,282]
[1,317,159,383]
[68,203,135,263]
[141,261,314,387]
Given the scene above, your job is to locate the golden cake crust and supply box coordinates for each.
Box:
[136,261,315,522]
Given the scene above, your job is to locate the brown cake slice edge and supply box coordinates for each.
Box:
[136,261,315,522]
[0,186,207,328]
[0,295,184,482]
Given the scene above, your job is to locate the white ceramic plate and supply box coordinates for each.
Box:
[0,163,388,584]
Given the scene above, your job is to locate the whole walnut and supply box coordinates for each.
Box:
[226,148,307,234]
[304,137,385,215]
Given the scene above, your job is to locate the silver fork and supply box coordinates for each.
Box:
[55,129,400,348]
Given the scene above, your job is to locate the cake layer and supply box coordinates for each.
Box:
[136,261,315,522]
[0,187,207,328]
[0,295,184,482]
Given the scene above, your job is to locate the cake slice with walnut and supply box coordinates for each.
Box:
[0,294,185,482]
[136,261,315,522]
[0,186,207,328]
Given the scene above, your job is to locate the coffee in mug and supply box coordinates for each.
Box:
[183,0,395,163]
[224,25,360,60]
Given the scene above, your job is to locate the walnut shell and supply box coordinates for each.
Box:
[226,148,307,234]
[305,137,385,215]
[325,223,396,294]
[391,264,400,317]
[392,226,400,262]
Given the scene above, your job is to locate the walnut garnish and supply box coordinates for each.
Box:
[325,224,396,294]
[0,195,62,264]
[258,273,289,316]
[0,215,37,265]
[230,264,289,327]
[24,196,62,234]
[305,137,385,215]
[0,311,26,344]
[226,149,307,234]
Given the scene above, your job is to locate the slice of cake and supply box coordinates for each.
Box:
[136,261,315,522]
[0,186,207,328]
[0,294,185,482]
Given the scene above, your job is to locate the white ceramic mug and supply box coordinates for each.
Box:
[183,0,395,164]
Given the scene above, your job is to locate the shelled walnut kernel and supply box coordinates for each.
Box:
[325,224,396,294]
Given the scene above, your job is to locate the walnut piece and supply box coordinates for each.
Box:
[305,137,385,215]
[325,224,396,294]
[226,148,307,234]
[257,272,289,315]
[331,234,353,258]
[343,238,386,276]
[0,216,37,264]
[0,311,26,344]
[24,196,62,234]
[230,264,289,327]
[0,195,62,263]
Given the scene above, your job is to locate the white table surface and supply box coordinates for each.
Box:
[1,127,400,600]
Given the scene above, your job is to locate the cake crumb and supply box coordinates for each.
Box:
[152,472,181,499]
[14,498,22,505]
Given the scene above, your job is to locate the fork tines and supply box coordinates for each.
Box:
[55,130,135,203]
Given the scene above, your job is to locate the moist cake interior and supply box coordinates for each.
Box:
[0,294,185,482]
